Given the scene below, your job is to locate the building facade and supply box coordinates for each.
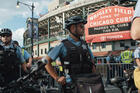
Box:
[23,0,137,61]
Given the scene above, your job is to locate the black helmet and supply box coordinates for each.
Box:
[13,40,19,46]
[0,28,12,35]
[65,15,87,30]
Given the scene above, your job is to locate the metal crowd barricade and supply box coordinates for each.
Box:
[95,63,133,83]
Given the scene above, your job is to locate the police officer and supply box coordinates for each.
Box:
[44,15,96,93]
[21,46,32,68]
[0,28,28,85]
[13,41,32,69]
[120,46,134,69]
[13,41,32,77]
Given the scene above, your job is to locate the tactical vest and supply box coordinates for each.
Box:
[4,47,19,70]
[121,50,133,63]
[0,45,20,85]
[60,39,93,75]
[0,45,4,66]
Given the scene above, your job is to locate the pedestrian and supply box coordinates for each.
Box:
[134,41,140,67]
[120,46,134,70]
[134,41,140,93]
[43,15,104,93]
[134,41,140,68]
[131,0,140,40]
[114,55,122,77]
[0,28,28,86]
[105,52,116,86]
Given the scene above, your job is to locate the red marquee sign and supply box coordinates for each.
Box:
[85,6,134,43]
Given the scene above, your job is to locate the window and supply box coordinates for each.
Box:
[45,48,47,54]
[120,41,125,47]
[41,49,43,54]
[88,43,92,46]
[101,42,106,48]
[131,40,136,46]
[35,50,37,55]
[92,43,96,49]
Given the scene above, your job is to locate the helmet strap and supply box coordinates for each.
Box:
[69,24,80,40]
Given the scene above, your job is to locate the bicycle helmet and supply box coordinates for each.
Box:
[65,15,87,30]
[0,28,12,35]
[65,15,87,39]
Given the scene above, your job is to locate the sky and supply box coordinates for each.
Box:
[0,0,52,46]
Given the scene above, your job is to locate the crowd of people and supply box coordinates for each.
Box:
[0,0,140,93]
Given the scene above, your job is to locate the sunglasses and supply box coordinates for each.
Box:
[1,34,11,37]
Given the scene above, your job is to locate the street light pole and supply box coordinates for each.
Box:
[16,1,35,57]
[31,3,34,57]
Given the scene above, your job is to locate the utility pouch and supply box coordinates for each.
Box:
[76,73,105,93]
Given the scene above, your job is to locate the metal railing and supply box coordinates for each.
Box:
[95,63,133,83]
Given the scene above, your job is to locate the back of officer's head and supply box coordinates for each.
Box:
[13,40,19,47]
[0,28,12,44]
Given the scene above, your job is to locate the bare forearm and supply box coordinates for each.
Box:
[45,56,59,80]
[28,57,32,64]
[45,62,59,80]
[22,62,27,71]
